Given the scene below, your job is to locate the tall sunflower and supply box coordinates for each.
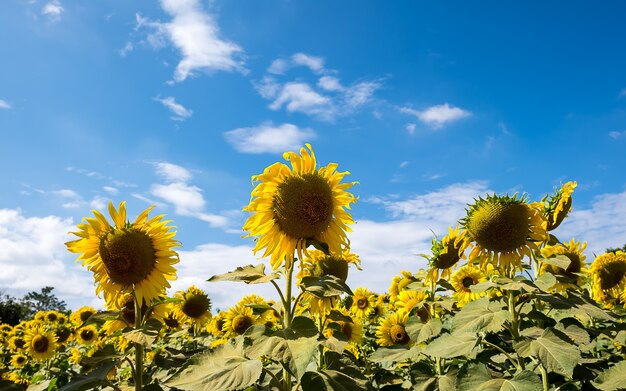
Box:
[173,286,212,327]
[243,144,358,269]
[24,327,57,362]
[76,324,99,345]
[426,226,465,282]
[376,311,411,347]
[450,264,489,307]
[66,201,180,308]
[461,194,547,272]
[539,238,587,292]
[589,251,626,308]
[542,181,577,231]
[222,304,260,339]
[70,306,96,326]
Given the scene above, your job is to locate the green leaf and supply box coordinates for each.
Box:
[592,360,626,390]
[0,381,25,391]
[529,328,580,378]
[59,361,116,391]
[208,264,280,284]
[534,272,557,292]
[406,317,442,344]
[450,297,510,334]
[470,281,497,293]
[306,238,330,255]
[300,275,354,297]
[26,380,52,391]
[421,332,479,359]
[368,346,421,365]
[301,370,367,391]
[457,364,542,391]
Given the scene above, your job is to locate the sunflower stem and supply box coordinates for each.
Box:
[539,362,549,391]
[282,258,295,390]
[134,293,144,391]
[507,289,525,371]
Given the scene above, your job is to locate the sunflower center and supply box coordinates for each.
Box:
[99,228,156,285]
[356,297,369,310]
[314,257,349,282]
[273,174,334,239]
[80,311,94,322]
[340,322,353,340]
[232,315,253,334]
[164,315,180,329]
[599,260,626,290]
[16,356,26,365]
[389,324,410,345]
[468,202,529,252]
[47,313,58,322]
[14,338,25,349]
[56,327,72,343]
[182,295,210,319]
[80,329,95,341]
[462,276,475,288]
[32,335,49,353]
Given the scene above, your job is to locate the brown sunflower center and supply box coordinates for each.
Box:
[46,313,58,322]
[80,310,94,323]
[16,356,26,364]
[164,314,180,329]
[389,324,410,345]
[340,322,353,340]
[14,338,26,349]
[433,246,461,270]
[182,295,210,319]
[99,228,156,285]
[273,174,334,239]
[468,202,529,253]
[462,276,475,288]
[599,260,626,290]
[55,327,72,343]
[80,329,95,341]
[314,257,349,281]
[32,335,49,353]
[356,297,369,309]
[232,315,253,334]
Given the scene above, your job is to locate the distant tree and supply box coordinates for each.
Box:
[21,286,67,318]
[606,244,626,253]
[0,291,29,326]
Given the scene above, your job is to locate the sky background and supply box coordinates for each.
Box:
[1,0,626,311]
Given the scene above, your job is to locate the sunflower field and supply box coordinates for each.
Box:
[1,145,626,391]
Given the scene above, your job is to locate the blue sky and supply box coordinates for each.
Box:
[1,0,626,310]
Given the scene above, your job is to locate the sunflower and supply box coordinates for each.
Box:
[450,264,489,307]
[222,304,260,339]
[243,144,358,269]
[394,289,426,314]
[173,286,212,327]
[539,239,587,292]
[8,371,30,385]
[462,194,547,272]
[542,181,577,231]
[388,271,419,303]
[71,306,97,326]
[324,309,363,357]
[10,354,27,369]
[7,335,26,352]
[589,251,626,308]
[69,347,83,365]
[427,226,466,282]
[297,249,361,317]
[350,287,377,320]
[55,325,73,344]
[66,201,180,308]
[76,324,99,345]
[376,311,411,347]
[207,311,226,338]
[24,327,57,361]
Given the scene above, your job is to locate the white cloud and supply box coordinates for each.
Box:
[119,41,134,57]
[343,81,381,108]
[154,96,193,121]
[52,189,83,209]
[291,53,325,73]
[608,130,626,139]
[224,123,316,154]
[399,161,409,168]
[267,58,289,75]
[137,0,244,82]
[0,209,101,310]
[89,195,108,210]
[41,0,64,21]
[154,162,193,182]
[400,103,471,129]
[269,82,335,119]
[253,76,281,99]
[0,99,11,110]
[318,76,343,92]
[405,123,416,135]
[103,186,119,195]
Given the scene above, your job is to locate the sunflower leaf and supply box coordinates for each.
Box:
[457,364,542,391]
[58,360,116,391]
[528,328,580,378]
[368,346,421,365]
[300,275,354,297]
[421,332,480,359]
[592,360,626,391]
[207,264,280,285]
[451,297,510,334]
[540,254,572,270]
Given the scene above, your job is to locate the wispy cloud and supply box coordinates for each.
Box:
[619,88,626,97]
[0,99,12,110]
[119,41,134,57]
[154,162,193,182]
[137,0,244,82]
[41,0,64,21]
[224,122,316,154]
[608,130,626,139]
[405,123,416,135]
[291,53,325,73]
[269,82,335,119]
[400,103,471,129]
[154,96,193,121]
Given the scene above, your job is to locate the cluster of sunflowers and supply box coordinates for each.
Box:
[1,144,625,390]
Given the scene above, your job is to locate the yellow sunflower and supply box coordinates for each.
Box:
[7,335,26,353]
[539,238,587,292]
[222,304,260,339]
[24,327,57,361]
[427,226,466,282]
[350,287,376,320]
[243,144,358,269]
[8,371,30,385]
[462,194,547,272]
[54,324,73,344]
[542,181,577,231]
[69,347,83,365]
[207,311,226,338]
[66,201,180,308]
[451,264,489,307]
[589,251,626,308]
[324,309,363,356]
[394,289,426,314]
[76,324,99,345]
[10,354,27,369]
[70,306,97,326]
[173,286,212,327]
[161,304,183,331]
[376,311,411,347]
[388,271,418,303]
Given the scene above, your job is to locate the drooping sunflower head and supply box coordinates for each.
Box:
[222,304,260,339]
[243,144,358,269]
[76,324,99,345]
[427,226,466,282]
[462,194,547,272]
[589,251,626,308]
[450,264,489,307]
[542,181,577,231]
[299,249,361,282]
[174,286,212,326]
[24,327,58,362]
[324,309,364,348]
[540,238,587,292]
[66,201,180,308]
[71,306,97,326]
[376,311,411,347]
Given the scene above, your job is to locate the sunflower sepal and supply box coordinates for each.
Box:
[208,264,280,285]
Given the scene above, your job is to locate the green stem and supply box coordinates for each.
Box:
[283,260,295,391]
[481,340,521,372]
[134,293,144,391]
[271,280,288,314]
[507,290,525,371]
[538,362,549,391]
